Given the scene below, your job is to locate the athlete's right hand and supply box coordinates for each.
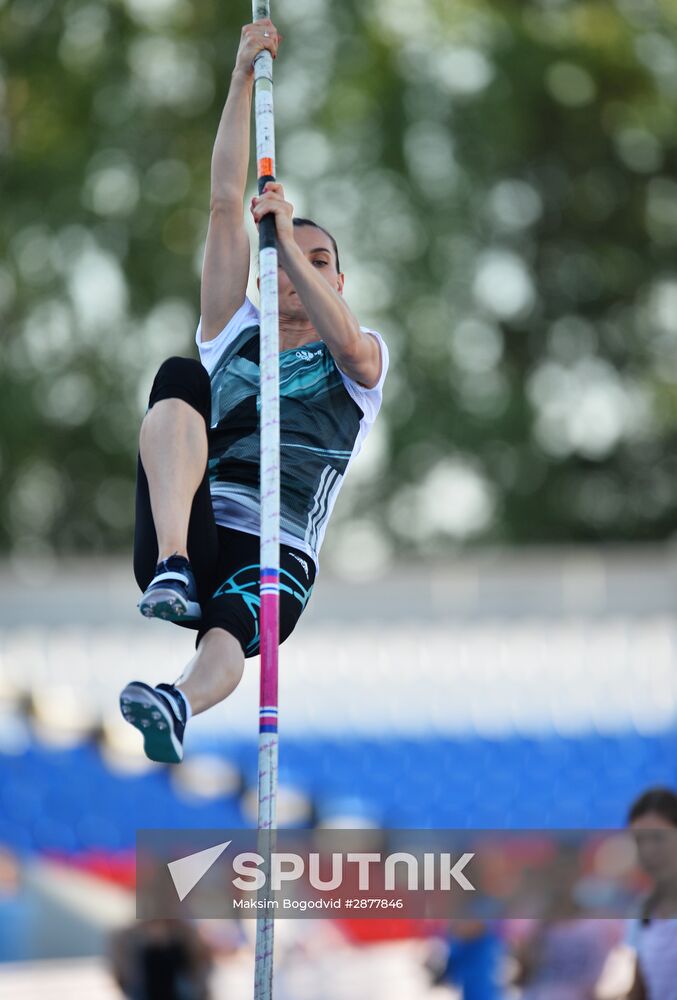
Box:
[233,19,282,77]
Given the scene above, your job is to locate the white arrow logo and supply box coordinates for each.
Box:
[167,841,231,901]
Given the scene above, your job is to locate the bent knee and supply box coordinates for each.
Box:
[196,625,247,658]
[156,356,208,383]
[148,357,211,423]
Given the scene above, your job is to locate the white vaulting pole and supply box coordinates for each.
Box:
[252,1,279,998]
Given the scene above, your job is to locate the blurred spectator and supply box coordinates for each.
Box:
[510,850,622,999]
[511,920,621,1000]
[625,787,677,1000]
[109,918,213,1000]
[428,920,506,999]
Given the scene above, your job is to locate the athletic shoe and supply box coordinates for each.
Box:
[138,555,201,623]
[119,681,187,764]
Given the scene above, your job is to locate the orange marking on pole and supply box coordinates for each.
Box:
[258,157,274,178]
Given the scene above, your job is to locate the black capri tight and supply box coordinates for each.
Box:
[134,357,316,656]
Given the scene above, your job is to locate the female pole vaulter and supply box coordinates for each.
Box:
[118,18,389,764]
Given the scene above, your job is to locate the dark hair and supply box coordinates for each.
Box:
[292,217,341,273]
[628,787,677,827]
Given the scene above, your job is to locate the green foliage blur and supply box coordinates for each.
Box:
[1,0,677,568]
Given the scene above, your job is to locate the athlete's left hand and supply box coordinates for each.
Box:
[250,182,295,246]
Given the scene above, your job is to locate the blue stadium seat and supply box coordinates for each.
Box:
[1,728,676,855]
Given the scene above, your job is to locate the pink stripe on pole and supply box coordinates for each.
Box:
[259,591,279,710]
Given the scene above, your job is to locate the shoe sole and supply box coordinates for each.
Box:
[138,587,201,623]
[119,682,184,764]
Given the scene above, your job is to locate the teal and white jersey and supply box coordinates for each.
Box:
[196,297,388,568]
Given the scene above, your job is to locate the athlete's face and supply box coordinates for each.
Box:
[631,813,677,883]
[264,226,344,318]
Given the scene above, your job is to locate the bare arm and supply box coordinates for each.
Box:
[277,239,382,387]
[251,181,383,388]
[200,20,281,342]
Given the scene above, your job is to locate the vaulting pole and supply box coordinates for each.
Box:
[251,1,279,997]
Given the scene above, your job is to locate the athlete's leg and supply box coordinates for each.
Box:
[121,356,225,760]
[122,528,316,763]
[133,357,219,617]
[173,528,316,714]
[174,628,245,716]
[140,397,207,562]
[120,626,244,763]
[134,357,216,574]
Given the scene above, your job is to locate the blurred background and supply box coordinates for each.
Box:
[1,0,677,996]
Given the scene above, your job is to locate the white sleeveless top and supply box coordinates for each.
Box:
[629,919,677,999]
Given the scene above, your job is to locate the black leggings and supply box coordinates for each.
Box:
[134,357,316,656]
